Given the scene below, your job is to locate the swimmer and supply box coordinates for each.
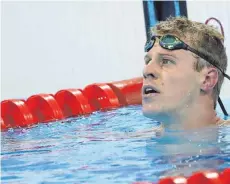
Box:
[78,17,230,141]
[142,16,230,130]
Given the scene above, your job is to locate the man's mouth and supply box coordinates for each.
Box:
[142,85,160,95]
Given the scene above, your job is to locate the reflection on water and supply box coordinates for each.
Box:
[1,105,230,184]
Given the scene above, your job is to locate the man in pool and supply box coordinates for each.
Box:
[142,16,230,129]
[79,17,229,140]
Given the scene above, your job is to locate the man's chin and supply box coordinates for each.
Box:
[142,107,161,119]
[142,105,171,121]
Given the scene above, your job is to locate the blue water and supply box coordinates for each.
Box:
[1,100,230,184]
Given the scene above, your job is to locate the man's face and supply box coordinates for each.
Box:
[142,42,201,118]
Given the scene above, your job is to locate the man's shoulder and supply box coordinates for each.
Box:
[223,119,230,125]
[218,119,230,126]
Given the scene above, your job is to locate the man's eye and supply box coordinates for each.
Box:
[161,58,175,65]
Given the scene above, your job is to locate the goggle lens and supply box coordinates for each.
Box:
[144,35,184,52]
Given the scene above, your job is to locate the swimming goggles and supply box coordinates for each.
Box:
[145,34,230,116]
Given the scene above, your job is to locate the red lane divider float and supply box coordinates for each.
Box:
[1,99,34,128]
[26,94,64,123]
[1,117,7,130]
[187,171,222,184]
[132,168,230,184]
[107,77,143,106]
[220,168,230,184]
[0,77,142,130]
[55,89,92,118]
[83,83,120,111]
[158,176,187,184]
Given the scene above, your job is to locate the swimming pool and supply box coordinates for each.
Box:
[1,99,230,184]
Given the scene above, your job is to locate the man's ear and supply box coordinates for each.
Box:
[200,67,218,92]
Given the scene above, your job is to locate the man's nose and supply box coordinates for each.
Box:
[143,59,159,80]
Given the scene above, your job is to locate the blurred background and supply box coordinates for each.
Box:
[1,1,230,100]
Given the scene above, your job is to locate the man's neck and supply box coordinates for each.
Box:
[160,96,218,130]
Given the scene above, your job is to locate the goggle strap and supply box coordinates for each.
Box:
[224,73,230,80]
[218,97,228,116]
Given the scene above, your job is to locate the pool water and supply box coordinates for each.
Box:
[1,100,230,184]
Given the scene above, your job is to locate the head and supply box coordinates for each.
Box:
[142,16,227,119]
